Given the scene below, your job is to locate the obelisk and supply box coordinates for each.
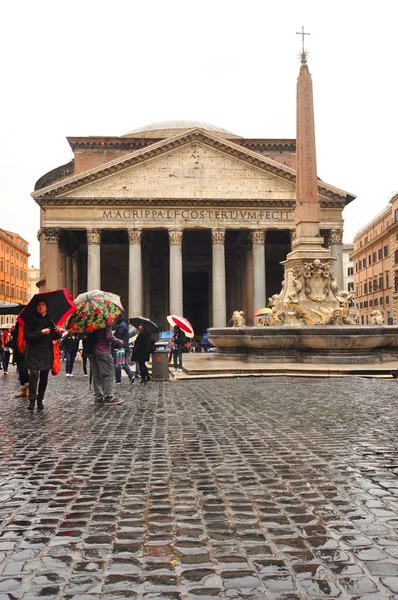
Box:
[271,37,340,319]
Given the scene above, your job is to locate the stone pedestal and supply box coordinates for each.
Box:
[87,229,101,291]
[128,229,142,317]
[169,230,183,317]
[212,229,226,328]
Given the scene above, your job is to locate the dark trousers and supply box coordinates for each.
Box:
[137,361,149,381]
[65,351,77,374]
[173,349,183,369]
[83,355,88,375]
[17,364,29,386]
[2,350,10,372]
[29,369,49,402]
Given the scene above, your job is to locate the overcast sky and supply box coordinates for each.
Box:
[1,0,397,267]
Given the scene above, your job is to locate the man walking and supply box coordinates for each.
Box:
[114,314,135,384]
[86,325,124,405]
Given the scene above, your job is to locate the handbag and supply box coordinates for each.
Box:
[115,348,126,367]
[51,341,61,376]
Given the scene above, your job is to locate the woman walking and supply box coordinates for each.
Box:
[1,328,12,374]
[24,300,62,411]
[131,324,151,383]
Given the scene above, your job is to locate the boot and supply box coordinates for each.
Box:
[37,399,44,411]
[15,384,28,398]
[28,399,35,410]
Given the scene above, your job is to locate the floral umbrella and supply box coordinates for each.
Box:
[66,289,124,333]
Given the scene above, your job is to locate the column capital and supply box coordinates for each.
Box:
[329,229,343,244]
[168,229,183,245]
[127,229,142,245]
[251,229,265,245]
[211,228,225,245]
[87,228,101,244]
[37,227,61,243]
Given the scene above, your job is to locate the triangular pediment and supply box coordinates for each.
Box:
[32,129,354,205]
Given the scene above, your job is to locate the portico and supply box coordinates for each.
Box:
[33,122,353,330]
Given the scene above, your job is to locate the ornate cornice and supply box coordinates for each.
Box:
[251,229,265,245]
[32,129,355,206]
[212,228,225,245]
[127,229,142,245]
[38,198,297,209]
[86,228,101,244]
[168,229,183,245]
[37,227,60,243]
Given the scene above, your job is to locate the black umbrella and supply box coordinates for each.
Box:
[17,289,76,328]
[129,316,158,334]
[0,303,26,316]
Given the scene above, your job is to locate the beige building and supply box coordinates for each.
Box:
[352,206,394,324]
[28,266,41,299]
[32,121,354,332]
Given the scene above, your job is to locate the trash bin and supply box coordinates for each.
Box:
[151,350,170,380]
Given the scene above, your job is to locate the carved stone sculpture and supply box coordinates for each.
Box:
[303,259,331,303]
[370,310,384,325]
[231,311,245,327]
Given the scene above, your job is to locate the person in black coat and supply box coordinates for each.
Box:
[24,300,62,411]
[60,331,79,377]
[131,324,151,383]
[114,314,134,384]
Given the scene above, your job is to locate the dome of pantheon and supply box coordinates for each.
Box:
[122,120,242,139]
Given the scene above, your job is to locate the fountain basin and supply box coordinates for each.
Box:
[207,326,398,364]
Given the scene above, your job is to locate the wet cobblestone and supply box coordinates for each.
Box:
[0,370,398,598]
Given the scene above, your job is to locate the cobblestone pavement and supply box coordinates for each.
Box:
[1,368,398,599]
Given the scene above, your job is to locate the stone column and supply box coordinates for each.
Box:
[72,250,79,299]
[252,229,266,314]
[66,248,73,294]
[58,244,68,289]
[212,228,226,328]
[169,229,183,317]
[329,229,344,289]
[87,228,101,291]
[38,228,61,291]
[128,229,142,317]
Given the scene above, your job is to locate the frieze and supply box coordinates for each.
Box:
[212,229,225,244]
[101,208,291,222]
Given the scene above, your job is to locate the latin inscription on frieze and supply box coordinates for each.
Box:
[102,209,291,221]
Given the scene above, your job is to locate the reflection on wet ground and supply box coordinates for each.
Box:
[0,370,398,598]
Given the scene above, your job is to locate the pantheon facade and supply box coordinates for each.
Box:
[32,121,354,332]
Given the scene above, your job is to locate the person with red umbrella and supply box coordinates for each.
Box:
[170,325,187,373]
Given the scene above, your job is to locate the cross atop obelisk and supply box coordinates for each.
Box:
[296,26,310,63]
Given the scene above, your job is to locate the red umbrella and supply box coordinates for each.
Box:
[167,315,194,338]
[17,289,76,328]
